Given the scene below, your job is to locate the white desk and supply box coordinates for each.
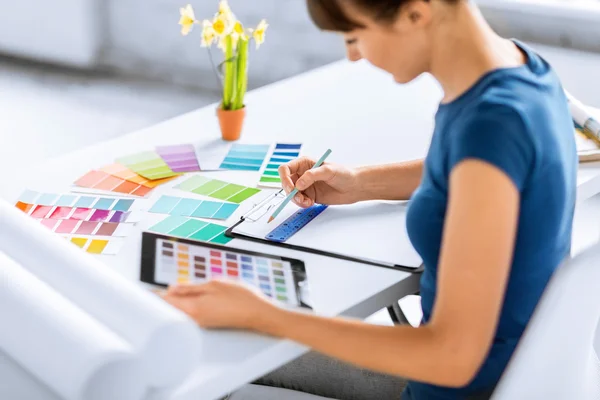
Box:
[3,60,600,400]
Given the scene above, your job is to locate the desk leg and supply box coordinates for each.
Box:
[387,292,420,326]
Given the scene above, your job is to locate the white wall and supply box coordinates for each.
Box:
[101,0,345,91]
[0,0,101,67]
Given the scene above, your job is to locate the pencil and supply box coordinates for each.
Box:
[267,149,332,223]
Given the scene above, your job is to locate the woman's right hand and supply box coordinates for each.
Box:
[278,157,360,208]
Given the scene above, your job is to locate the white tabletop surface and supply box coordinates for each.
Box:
[2,60,600,400]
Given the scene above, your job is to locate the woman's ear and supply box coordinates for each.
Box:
[394,1,432,31]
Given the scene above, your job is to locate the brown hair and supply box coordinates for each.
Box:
[307,0,409,32]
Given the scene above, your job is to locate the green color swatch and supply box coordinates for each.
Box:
[117,151,178,180]
[259,177,281,183]
[177,176,261,204]
[148,216,232,245]
[170,220,209,238]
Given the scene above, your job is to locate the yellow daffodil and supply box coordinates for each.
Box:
[178,4,197,36]
[211,14,231,37]
[232,21,249,45]
[201,20,216,47]
[218,0,233,19]
[251,19,268,49]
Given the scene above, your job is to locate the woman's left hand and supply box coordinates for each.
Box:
[161,280,280,331]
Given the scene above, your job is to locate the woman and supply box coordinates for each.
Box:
[164,0,577,399]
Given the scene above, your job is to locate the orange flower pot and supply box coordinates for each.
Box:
[217,106,246,141]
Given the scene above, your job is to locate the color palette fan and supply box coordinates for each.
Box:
[16,190,140,224]
[258,143,303,188]
[177,176,261,204]
[148,216,232,245]
[156,144,201,173]
[117,151,179,180]
[74,164,176,197]
[149,195,239,220]
[219,144,270,171]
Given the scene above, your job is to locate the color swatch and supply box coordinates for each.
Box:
[117,151,179,180]
[176,176,261,204]
[16,190,135,211]
[100,164,177,188]
[219,144,270,171]
[149,195,239,220]
[74,164,176,197]
[148,216,232,245]
[258,143,303,188]
[66,236,123,255]
[156,144,200,172]
[155,238,298,305]
[38,219,133,237]
[15,190,139,224]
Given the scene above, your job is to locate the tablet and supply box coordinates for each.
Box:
[141,232,311,309]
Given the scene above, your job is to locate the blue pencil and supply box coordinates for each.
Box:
[267,149,332,223]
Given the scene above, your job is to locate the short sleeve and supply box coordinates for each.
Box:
[448,103,535,191]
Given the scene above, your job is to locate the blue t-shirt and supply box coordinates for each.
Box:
[404,42,577,399]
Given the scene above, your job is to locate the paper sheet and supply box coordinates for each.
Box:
[233,200,423,268]
[0,200,203,390]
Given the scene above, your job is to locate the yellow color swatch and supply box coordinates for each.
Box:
[177,244,189,252]
[71,237,88,248]
[87,239,109,254]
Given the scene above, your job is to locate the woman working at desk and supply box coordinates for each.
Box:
[164,0,576,399]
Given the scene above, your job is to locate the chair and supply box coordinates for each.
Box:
[491,242,600,399]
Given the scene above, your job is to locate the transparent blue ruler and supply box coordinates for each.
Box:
[265,204,328,243]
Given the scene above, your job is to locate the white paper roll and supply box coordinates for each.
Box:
[0,349,60,400]
[0,200,202,389]
[0,254,145,400]
[566,90,591,128]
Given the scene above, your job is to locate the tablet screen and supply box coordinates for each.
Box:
[141,232,309,309]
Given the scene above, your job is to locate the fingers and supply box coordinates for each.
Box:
[278,164,295,194]
[167,283,208,296]
[279,157,315,194]
[293,192,315,208]
[296,165,335,191]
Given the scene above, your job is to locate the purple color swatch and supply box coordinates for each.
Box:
[89,209,111,222]
[109,211,130,223]
[156,144,200,172]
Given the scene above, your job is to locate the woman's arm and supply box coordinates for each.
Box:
[354,159,424,201]
[164,159,520,387]
[258,159,518,386]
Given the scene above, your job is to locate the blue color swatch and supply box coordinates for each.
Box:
[149,195,239,220]
[219,144,270,171]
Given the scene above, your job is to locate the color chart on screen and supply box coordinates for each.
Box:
[258,144,303,188]
[154,239,300,306]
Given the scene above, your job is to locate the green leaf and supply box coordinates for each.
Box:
[233,39,249,110]
[222,36,236,110]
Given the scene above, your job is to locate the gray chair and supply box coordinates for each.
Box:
[228,385,336,400]
[492,242,600,399]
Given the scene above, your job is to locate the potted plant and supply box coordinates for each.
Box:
[178,1,268,141]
